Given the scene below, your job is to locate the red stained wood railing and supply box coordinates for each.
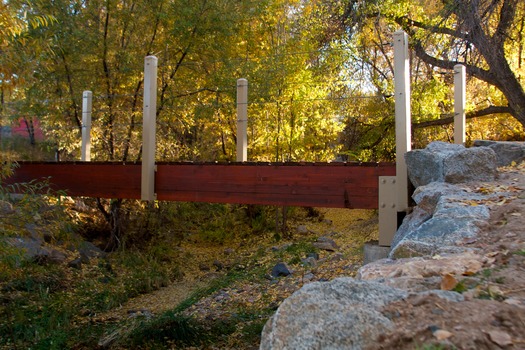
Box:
[4,162,395,209]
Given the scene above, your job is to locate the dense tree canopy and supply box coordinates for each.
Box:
[316,0,524,157]
[1,0,524,161]
[2,0,524,248]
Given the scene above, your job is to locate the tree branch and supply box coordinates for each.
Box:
[413,105,512,128]
[494,0,518,47]
[411,40,503,90]
[395,15,465,40]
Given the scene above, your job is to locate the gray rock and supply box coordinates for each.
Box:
[3,236,66,264]
[271,262,292,277]
[472,140,495,147]
[313,236,338,251]
[301,257,317,267]
[412,182,464,206]
[68,257,83,269]
[0,200,14,214]
[391,206,433,249]
[390,215,482,259]
[473,140,525,166]
[363,241,390,265]
[331,252,344,261]
[443,146,497,183]
[307,252,320,260]
[426,141,465,156]
[213,260,224,271]
[405,142,467,187]
[302,272,315,282]
[418,290,465,303]
[405,141,498,188]
[223,248,235,255]
[392,183,464,249]
[78,241,105,263]
[390,239,474,259]
[199,263,210,271]
[433,202,490,220]
[260,278,407,350]
[405,149,444,187]
[391,179,491,258]
[296,225,309,235]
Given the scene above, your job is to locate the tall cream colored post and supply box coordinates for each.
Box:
[454,64,466,145]
[81,91,92,161]
[393,30,412,213]
[236,78,248,162]
[141,56,158,201]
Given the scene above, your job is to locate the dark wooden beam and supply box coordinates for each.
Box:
[4,162,395,209]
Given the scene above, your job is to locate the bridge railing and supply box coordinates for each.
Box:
[4,31,468,247]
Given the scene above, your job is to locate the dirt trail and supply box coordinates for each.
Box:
[93,208,377,336]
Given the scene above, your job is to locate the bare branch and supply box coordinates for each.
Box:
[494,0,518,46]
[411,40,503,90]
[413,105,512,128]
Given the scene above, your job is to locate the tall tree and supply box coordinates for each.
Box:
[326,0,525,128]
[6,0,348,247]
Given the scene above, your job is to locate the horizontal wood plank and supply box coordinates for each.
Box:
[4,163,142,199]
[4,162,396,208]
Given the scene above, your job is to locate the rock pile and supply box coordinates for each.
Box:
[259,141,525,350]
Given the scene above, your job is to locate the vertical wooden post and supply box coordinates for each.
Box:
[81,91,92,161]
[378,176,397,246]
[236,78,248,162]
[141,56,158,201]
[454,64,466,145]
[393,30,412,214]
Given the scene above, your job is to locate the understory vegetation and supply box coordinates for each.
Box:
[1,161,372,349]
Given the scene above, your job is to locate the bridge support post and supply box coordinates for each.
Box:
[378,30,412,247]
[378,176,397,247]
[393,30,411,214]
[236,78,248,162]
[81,91,92,161]
[454,64,466,145]
[142,56,158,201]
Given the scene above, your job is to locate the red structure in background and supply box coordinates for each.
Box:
[10,117,45,142]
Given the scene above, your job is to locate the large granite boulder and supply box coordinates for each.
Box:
[260,278,407,350]
[405,141,497,187]
[390,182,490,259]
[473,140,525,166]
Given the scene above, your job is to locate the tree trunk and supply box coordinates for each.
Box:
[96,198,123,251]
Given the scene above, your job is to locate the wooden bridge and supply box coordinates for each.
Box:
[5,161,395,209]
[4,32,421,247]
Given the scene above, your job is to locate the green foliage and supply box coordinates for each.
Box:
[451,280,468,294]
[0,179,72,241]
[416,344,450,350]
[0,247,178,348]
[514,249,525,256]
[128,311,204,347]
[172,269,246,313]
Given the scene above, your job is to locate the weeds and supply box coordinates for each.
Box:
[127,311,204,347]
[514,249,525,256]
[0,166,314,349]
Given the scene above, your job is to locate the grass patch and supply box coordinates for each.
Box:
[514,249,525,256]
[127,311,204,347]
[172,270,245,313]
